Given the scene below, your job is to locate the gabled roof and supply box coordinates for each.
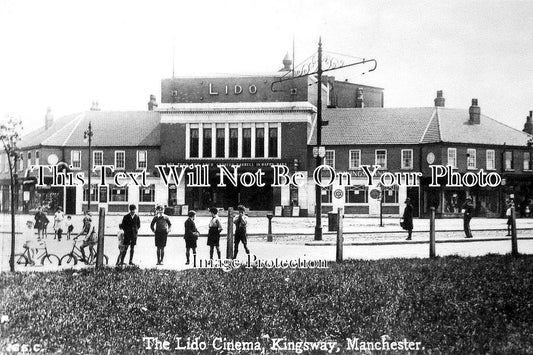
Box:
[310,107,531,147]
[20,111,160,148]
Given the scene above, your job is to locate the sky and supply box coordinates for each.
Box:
[0,0,532,135]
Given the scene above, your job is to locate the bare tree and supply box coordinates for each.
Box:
[0,117,22,272]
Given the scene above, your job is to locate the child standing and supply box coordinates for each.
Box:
[116,224,126,266]
[184,210,199,265]
[23,220,40,265]
[207,207,223,259]
[65,216,74,240]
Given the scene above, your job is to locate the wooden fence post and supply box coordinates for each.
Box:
[226,207,234,259]
[336,208,343,263]
[429,207,436,258]
[511,206,518,256]
[96,207,105,267]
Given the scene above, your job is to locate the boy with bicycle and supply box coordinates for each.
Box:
[78,217,97,263]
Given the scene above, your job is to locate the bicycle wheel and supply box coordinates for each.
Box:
[60,253,78,267]
[41,253,60,266]
[14,254,29,266]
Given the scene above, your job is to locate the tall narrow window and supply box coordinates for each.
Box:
[467,149,476,169]
[190,128,199,158]
[447,148,457,168]
[268,127,278,157]
[242,128,251,158]
[137,150,147,169]
[27,152,31,167]
[216,128,225,158]
[71,150,81,169]
[203,127,212,158]
[401,149,413,169]
[486,150,495,170]
[115,151,125,170]
[93,151,103,167]
[35,151,39,166]
[324,150,335,169]
[505,151,514,170]
[524,152,531,171]
[229,128,238,158]
[255,127,264,158]
[349,150,361,169]
[375,149,387,169]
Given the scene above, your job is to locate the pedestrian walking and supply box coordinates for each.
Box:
[34,206,49,240]
[151,204,172,265]
[462,197,474,238]
[505,199,514,236]
[53,207,64,241]
[402,198,414,240]
[120,204,141,266]
[184,210,199,265]
[233,205,250,258]
[207,207,223,259]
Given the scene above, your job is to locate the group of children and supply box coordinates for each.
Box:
[114,204,251,267]
[33,206,75,241]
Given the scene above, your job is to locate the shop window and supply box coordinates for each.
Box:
[523,152,531,171]
[137,150,147,169]
[401,149,413,169]
[140,185,155,202]
[190,128,199,158]
[229,127,238,158]
[447,148,457,168]
[349,150,361,169]
[93,151,103,167]
[99,186,108,203]
[71,150,81,169]
[203,127,212,158]
[486,149,495,170]
[255,127,265,158]
[505,151,514,171]
[443,190,465,214]
[467,148,476,169]
[268,127,278,158]
[168,184,177,206]
[83,184,98,202]
[382,186,399,204]
[321,186,332,204]
[375,149,387,169]
[115,151,125,170]
[216,128,225,158]
[242,128,252,158]
[110,185,128,202]
[346,185,368,203]
[324,150,335,169]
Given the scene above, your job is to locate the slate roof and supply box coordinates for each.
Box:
[310,107,531,147]
[20,111,160,148]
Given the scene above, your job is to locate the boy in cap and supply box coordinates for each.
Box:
[233,205,250,258]
[184,210,199,265]
[120,204,141,265]
[151,204,172,265]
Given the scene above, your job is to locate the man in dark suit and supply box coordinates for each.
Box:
[120,204,141,265]
[462,197,474,238]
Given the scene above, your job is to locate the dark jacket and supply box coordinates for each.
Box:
[151,214,171,235]
[121,213,140,239]
[184,218,198,242]
[462,201,474,219]
[402,204,413,231]
[34,212,49,230]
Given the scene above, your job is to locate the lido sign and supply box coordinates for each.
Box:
[209,83,258,96]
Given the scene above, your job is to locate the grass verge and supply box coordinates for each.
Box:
[1,254,532,354]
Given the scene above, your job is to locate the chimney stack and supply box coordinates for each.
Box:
[355,88,364,108]
[90,101,100,111]
[434,90,445,107]
[523,110,533,135]
[148,94,158,111]
[45,107,53,130]
[469,99,480,124]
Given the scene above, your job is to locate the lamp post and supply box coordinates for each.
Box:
[84,122,93,211]
[314,38,324,241]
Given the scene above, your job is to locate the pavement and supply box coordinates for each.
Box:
[1,213,532,273]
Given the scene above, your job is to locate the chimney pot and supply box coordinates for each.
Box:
[90,101,100,111]
[148,94,158,111]
[45,107,54,130]
[469,98,480,124]
[434,90,445,107]
[523,110,533,135]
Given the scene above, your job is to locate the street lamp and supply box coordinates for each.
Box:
[84,122,93,211]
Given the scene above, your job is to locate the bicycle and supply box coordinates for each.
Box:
[60,236,109,266]
[14,241,60,267]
